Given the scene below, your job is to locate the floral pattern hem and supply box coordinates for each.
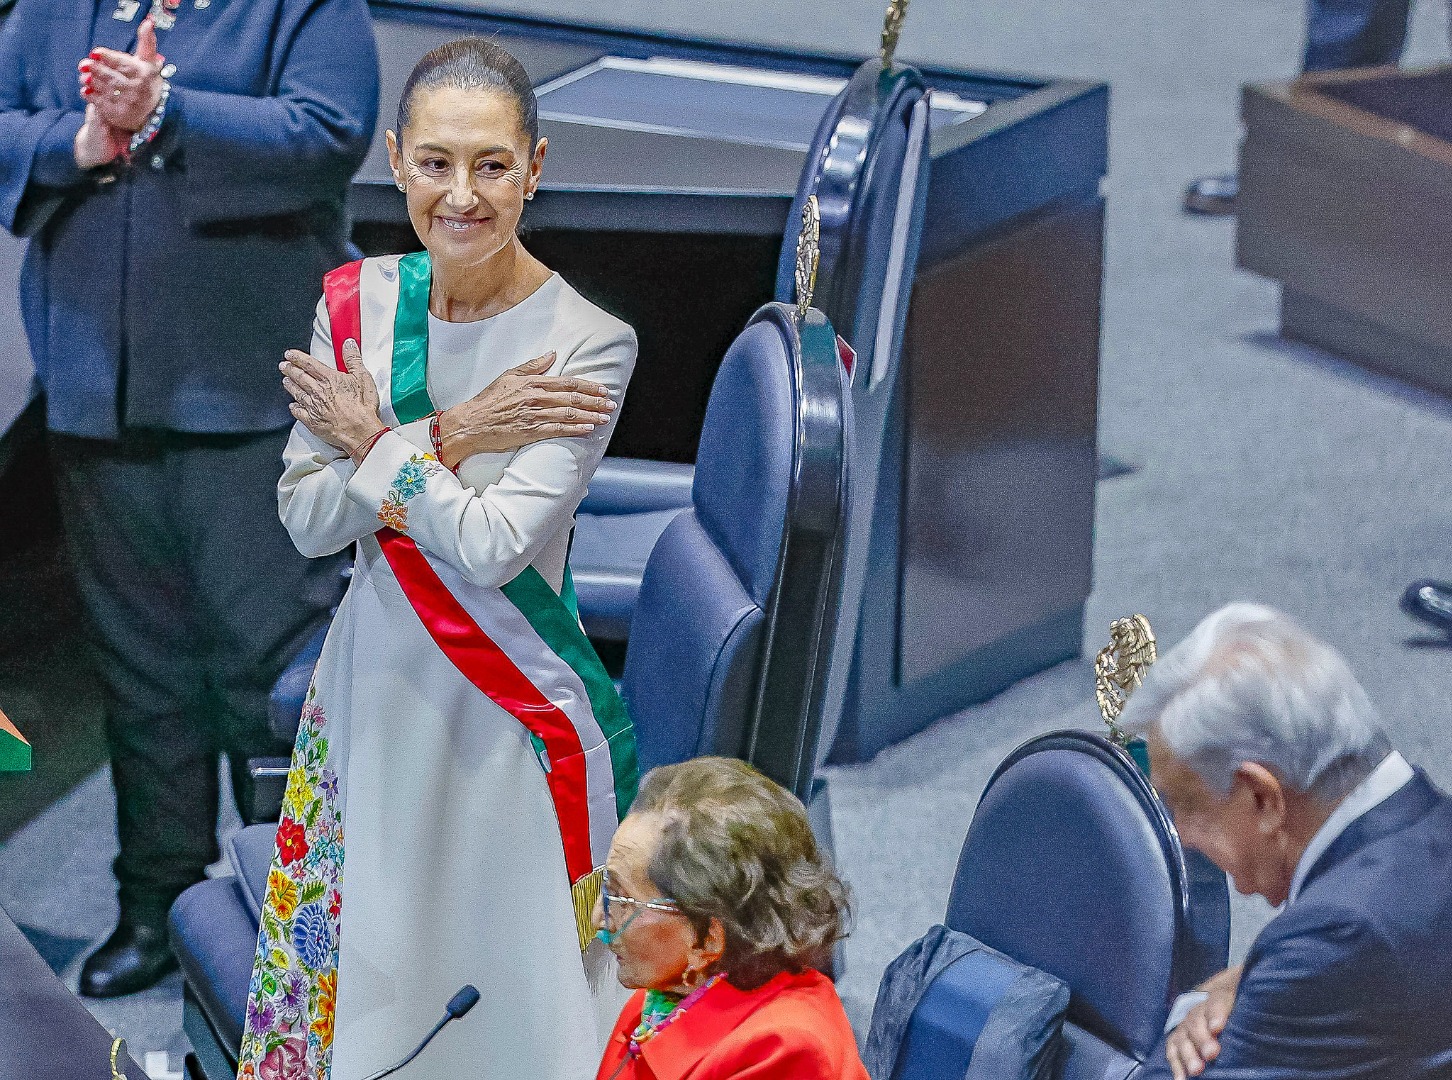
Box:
[237,688,344,1080]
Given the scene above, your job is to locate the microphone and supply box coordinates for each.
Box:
[356,985,481,1080]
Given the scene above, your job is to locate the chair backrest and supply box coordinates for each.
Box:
[944,731,1228,1061]
[775,60,932,768]
[621,304,849,799]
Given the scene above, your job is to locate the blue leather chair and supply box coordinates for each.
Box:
[623,303,849,797]
[779,61,930,772]
[170,300,850,1079]
[879,731,1231,1080]
[572,56,928,652]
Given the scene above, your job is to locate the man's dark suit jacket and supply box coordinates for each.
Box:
[0,0,378,438]
[1140,770,1452,1079]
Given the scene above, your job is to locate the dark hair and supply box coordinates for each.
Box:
[631,757,850,991]
[396,37,539,147]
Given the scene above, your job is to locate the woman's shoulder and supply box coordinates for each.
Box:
[737,971,855,1042]
[549,274,637,349]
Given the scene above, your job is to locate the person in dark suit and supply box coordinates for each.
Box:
[1121,603,1452,1079]
[0,0,378,996]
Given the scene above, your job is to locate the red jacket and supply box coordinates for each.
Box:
[596,970,868,1080]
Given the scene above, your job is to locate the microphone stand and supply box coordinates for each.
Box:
[356,985,481,1080]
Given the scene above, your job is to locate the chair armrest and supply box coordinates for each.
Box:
[238,758,289,825]
[579,458,694,515]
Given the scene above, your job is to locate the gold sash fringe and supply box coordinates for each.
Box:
[572,867,603,954]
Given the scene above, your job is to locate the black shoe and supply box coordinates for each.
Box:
[78,921,178,998]
[1401,580,1452,635]
[1183,174,1239,215]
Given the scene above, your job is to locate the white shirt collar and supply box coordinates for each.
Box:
[1287,751,1413,904]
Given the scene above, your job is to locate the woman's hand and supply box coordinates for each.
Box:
[81,17,165,133]
[281,340,385,457]
[74,103,127,169]
[436,351,615,470]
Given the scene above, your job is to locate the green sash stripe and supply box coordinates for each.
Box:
[391,251,435,425]
[502,568,639,820]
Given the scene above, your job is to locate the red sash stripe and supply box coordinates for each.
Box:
[319,260,596,884]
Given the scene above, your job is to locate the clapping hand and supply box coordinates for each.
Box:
[80,16,165,133]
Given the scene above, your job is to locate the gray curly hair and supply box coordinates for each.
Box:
[631,757,850,990]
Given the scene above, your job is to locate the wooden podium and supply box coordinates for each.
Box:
[1237,66,1452,395]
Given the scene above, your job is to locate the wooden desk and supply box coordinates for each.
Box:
[0,903,149,1080]
[1238,67,1452,396]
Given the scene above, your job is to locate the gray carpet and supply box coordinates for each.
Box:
[2,0,1450,1066]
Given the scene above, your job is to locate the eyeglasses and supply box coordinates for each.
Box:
[601,873,682,937]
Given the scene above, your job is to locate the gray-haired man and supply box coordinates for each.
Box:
[1121,603,1452,1080]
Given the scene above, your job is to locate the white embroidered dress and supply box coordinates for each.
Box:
[238,260,635,1080]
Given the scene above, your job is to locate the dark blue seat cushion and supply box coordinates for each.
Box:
[622,316,794,769]
[946,734,1193,1058]
[169,877,256,1059]
[689,319,793,603]
[1060,1024,1139,1080]
[268,620,327,743]
[578,458,694,515]
[571,507,684,641]
[227,823,277,923]
[622,511,765,771]
[571,449,694,641]
[868,926,1069,1080]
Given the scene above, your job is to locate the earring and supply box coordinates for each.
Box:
[395,179,406,192]
[524,191,534,201]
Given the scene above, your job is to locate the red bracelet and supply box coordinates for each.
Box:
[350,426,389,465]
[429,412,459,473]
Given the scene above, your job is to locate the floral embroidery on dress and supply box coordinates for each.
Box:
[237,688,345,1080]
[377,453,443,531]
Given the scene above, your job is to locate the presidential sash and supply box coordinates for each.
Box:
[324,253,638,953]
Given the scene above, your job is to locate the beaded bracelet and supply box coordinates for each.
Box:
[128,79,170,157]
[429,411,460,473]
[349,426,389,465]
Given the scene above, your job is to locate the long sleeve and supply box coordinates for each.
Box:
[1135,915,1397,1079]
[341,327,637,588]
[163,0,378,225]
[0,3,88,235]
[277,298,391,557]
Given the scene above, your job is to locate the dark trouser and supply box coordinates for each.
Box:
[1304,0,1413,70]
[51,429,345,929]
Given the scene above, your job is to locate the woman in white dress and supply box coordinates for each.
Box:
[237,39,639,1080]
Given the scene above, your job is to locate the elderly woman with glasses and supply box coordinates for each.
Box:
[593,757,868,1080]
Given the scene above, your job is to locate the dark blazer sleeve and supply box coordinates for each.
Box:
[162,0,378,225]
[1135,911,1397,1079]
[0,1,89,235]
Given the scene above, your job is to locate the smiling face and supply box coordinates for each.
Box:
[385,84,546,276]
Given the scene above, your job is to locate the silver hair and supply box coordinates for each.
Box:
[1119,603,1390,801]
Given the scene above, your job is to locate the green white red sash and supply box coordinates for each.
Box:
[323,253,638,952]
